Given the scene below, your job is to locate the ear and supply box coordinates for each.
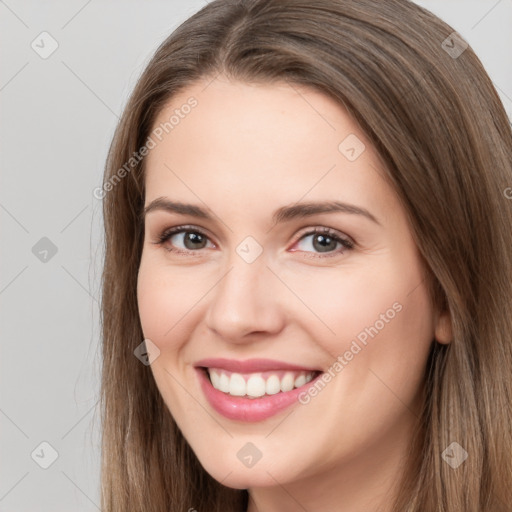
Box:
[434,308,452,344]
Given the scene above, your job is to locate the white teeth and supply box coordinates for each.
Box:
[246,375,266,397]
[280,372,295,392]
[218,372,230,393]
[229,373,246,396]
[207,368,317,397]
[265,375,281,395]
[210,369,220,389]
[294,374,306,388]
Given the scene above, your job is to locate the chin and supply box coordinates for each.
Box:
[198,455,290,489]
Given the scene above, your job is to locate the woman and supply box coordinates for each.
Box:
[98,0,512,510]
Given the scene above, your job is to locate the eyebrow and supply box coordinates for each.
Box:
[141,197,381,226]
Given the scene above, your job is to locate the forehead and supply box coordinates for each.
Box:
[143,77,395,223]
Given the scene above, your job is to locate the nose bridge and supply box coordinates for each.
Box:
[205,245,284,340]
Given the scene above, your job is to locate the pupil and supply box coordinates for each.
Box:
[313,234,336,253]
[185,232,206,249]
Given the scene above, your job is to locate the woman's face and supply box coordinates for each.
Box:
[137,76,451,494]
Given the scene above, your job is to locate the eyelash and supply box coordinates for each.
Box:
[152,224,355,259]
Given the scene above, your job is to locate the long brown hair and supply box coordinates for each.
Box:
[98,1,512,510]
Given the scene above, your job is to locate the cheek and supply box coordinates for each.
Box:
[136,260,192,350]
[288,257,434,368]
[287,265,408,336]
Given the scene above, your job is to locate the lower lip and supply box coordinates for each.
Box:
[196,367,322,422]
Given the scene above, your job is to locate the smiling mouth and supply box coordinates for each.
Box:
[201,367,323,399]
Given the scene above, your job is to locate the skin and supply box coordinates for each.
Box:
[137,75,452,512]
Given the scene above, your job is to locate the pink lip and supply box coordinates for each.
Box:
[195,363,322,422]
[194,357,319,373]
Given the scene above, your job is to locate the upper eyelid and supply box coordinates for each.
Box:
[156,224,216,245]
[156,224,353,248]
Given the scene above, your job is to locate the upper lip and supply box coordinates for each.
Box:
[195,358,320,373]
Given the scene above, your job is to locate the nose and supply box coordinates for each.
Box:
[204,251,286,343]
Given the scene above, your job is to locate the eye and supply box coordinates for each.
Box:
[291,227,354,258]
[152,225,354,258]
[152,225,215,256]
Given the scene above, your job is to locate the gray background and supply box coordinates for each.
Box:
[1,1,511,510]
